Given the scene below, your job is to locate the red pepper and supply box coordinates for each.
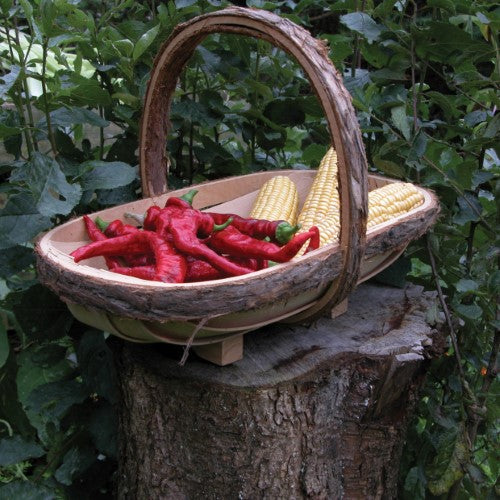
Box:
[207,225,320,263]
[111,265,157,281]
[185,257,222,282]
[184,255,266,282]
[207,212,300,244]
[167,210,254,276]
[82,215,121,270]
[70,231,187,283]
[96,217,154,267]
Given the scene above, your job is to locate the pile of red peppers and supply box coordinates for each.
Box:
[70,190,320,284]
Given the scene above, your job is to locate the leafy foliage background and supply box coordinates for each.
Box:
[0,0,498,498]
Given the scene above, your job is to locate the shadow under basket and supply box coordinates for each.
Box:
[35,7,440,365]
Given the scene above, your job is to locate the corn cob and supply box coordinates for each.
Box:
[298,181,425,252]
[367,182,424,229]
[249,175,299,224]
[297,147,339,231]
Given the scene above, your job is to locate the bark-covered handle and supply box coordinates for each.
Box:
[139,6,368,308]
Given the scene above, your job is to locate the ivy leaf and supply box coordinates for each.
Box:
[340,12,383,44]
[132,23,160,60]
[80,161,137,191]
[20,153,82,217]
[391,105,411,141]
[0,435,45,466]
[0,193,52,250]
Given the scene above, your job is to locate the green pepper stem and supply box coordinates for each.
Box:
[180,189,199,206]
[275,222,301,244]
[213,217,233,232]
[95,216,109,231]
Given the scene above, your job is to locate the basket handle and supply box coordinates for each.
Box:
[139,6,368,311]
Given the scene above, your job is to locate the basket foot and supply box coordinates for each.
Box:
[330,298,348,319]
[193,335,244,366]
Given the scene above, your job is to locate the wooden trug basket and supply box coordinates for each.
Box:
[36,7,439,365]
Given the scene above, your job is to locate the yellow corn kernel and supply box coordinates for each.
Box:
[249,175,299,224]
[297,147,339,230]
[313,211,340,247]
[367,182,424,229]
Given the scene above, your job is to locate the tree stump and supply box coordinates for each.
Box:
[112,283,445,499]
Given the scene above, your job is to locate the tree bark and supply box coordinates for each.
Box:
[112,283,445,499]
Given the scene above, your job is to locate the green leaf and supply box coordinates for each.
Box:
[41,107,109,129]
[20,153,82,217]
[263,99,306,127]
[16,344,73,413]
[0,66,21,101]
[0,193,52,250]
[403,466,427,499]
[54,446,95,485]
[0,123,22,140]
[132,23,160,60]
[25,379,88,429]
[0,320,8,369]
[452,193,482,225]
[483,113,500,139]
[455,279,478,293]
[454,303,482,320]
[9,285,73,343]
[87,401,117,457]
[0,435,44,466]
[340,12,384,44]
[302,144,327,166]
[427,425,469,495]
[373,157,405,178]
[171,100,219,128]
[176,0,198,7]
[80,161,137,191]
[58,75,111,107]
[0,481,56,500]
[391,105,411,140]
[77,331,118,404]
